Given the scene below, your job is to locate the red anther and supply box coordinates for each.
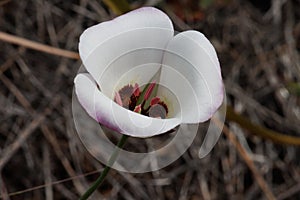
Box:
[133,104,142,113]
[150,97,160,106]
[133,83,140,97]
[144,81,156,100]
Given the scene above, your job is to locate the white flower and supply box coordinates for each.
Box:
[74,7,224,138]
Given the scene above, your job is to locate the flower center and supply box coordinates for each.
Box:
[114,83,168,119]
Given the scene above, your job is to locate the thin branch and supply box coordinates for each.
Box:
[0,31,79,59]
[3,170,102,198]
[0,98,59,170]
[0,173,10,200]
[43,143,53,200]
[41,126,87,196]
[212,117,276,200]
[0,0,10,6]
[226,106,300,145]
[0,74,35,114]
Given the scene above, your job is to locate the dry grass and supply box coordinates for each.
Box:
[0,0,300,199]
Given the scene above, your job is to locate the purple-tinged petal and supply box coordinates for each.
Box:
[74,73,181,138]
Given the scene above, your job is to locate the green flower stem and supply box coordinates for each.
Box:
[80,134,128,200]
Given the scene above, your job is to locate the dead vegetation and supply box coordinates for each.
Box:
[0,0,300,199]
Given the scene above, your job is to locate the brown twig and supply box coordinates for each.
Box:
[197,174,211,200]
[0,31,80,60]
[0,74,35,114]
[226,106,300,145]
[43,143,53,200]
[0,100,57,170]
[212,117,276,200]
[0,0,10,6]
[0,173,10,200]
[3,169,103,199]
[0,47,87,197]
[41,126,89,197]
[277,182,300,200]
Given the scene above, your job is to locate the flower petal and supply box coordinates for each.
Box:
[79,7,174,97]
[162,31,224,123]
[99,49,165,99]
[74,73,98,121]
[74,73,181,137]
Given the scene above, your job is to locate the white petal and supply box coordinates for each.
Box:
[78,7,174,96]
[74,73,181,138]
[181,31,222,77]
[162,31,224,123]
[99,49,164,99]
[74,73,98,121]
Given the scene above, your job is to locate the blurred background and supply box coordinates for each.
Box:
[0,0,300,199]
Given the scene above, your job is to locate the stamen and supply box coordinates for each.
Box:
[115,91,123,106]
[133,104,142,113]
[150,97,160,106]
[114,82,169,119]
[133,83,140,97]
[144,81,156,101]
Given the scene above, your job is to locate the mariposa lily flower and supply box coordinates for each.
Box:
[74,7,224,138]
